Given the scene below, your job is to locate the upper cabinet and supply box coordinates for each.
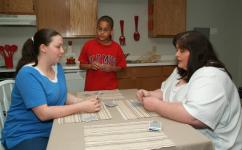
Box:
[0,0,34,14]
[148,0,186,37]
[34,0,97,38]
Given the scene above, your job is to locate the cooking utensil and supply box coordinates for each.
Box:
[9,45,17,56]
[0,44,17,69]
[133,16,140,41]
[119,20,126,45]
[11,45,17,51]
[0,46,6,58]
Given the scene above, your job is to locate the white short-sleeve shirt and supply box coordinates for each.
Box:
[161,67,242,150]
[161,68,188,102]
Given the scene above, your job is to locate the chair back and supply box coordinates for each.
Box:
[0,80,15,128]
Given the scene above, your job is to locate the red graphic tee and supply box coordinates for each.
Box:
[79,39,127,91]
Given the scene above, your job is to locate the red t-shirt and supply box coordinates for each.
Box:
[78,39,127,91]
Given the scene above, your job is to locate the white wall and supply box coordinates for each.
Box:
[187,0,242,86]
[0,0,242,86]
[240,23,242,87]
[237,1,242,87]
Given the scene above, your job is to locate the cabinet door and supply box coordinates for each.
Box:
[34,0,97,38]
[161,65,175,78]
[34,0,70,36]
[117,66,175,90]
[0,0,4,13]
[0,0,34,14]
[117,68,136,89]
[118,78,137,89]
[70,0,97,37]
[64,70,85,93]
[136,66,175,90]
[137,76,165,90]
[148,0,186,37]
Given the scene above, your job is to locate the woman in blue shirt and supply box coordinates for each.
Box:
[1,28,101,150]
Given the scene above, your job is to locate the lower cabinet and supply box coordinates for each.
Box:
[117,65,175,90]
[64,69,85,93]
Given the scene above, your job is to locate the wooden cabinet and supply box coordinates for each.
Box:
[148,0,186,37]
[0,0,34,14]
[117,65,175,90]
[34,0,97,38]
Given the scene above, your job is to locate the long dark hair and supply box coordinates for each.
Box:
[173,31,231,82]
[16,28,61,73]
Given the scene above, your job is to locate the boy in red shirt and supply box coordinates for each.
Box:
[78,16,127,91]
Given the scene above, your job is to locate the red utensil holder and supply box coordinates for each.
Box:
[4,56,13,69]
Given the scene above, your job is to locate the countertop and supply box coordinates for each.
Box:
[0,68,15,72]
[63,60,176,70]
[0,60,176,72]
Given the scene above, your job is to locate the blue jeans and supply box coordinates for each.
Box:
[6,137,49,150]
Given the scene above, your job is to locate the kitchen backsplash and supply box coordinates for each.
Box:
[0,57,3,66]
[0,0,177,68]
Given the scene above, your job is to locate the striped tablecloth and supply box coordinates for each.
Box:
[58,90,158,124]
[57,102,112,124]
[84,121,175,150]
[116,99,159,120]
[77,89,125,101]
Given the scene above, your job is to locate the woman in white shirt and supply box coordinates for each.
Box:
[136,31,242,150]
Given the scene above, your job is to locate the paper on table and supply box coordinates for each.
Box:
[149,120,162,131]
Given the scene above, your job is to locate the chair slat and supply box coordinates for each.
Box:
[0,80,15,128]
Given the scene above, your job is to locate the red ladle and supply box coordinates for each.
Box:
[119,20,126,46]
[133,16,140,41]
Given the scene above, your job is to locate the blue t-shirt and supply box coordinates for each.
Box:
[1,63,67,149]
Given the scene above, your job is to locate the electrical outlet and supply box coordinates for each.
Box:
[210,28,218,35]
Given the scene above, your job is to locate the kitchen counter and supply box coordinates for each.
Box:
[127,60,176,67]
[63,60,176,70]
[0,60,176,72]
[62,64,79,70]
[0,68,15,73]
[0,65,80,72]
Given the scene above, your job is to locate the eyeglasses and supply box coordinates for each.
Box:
[97,28,111,33]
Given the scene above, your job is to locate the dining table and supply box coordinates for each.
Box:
[47,89,214,150]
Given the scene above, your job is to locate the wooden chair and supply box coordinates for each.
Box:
[0,79,15,150]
